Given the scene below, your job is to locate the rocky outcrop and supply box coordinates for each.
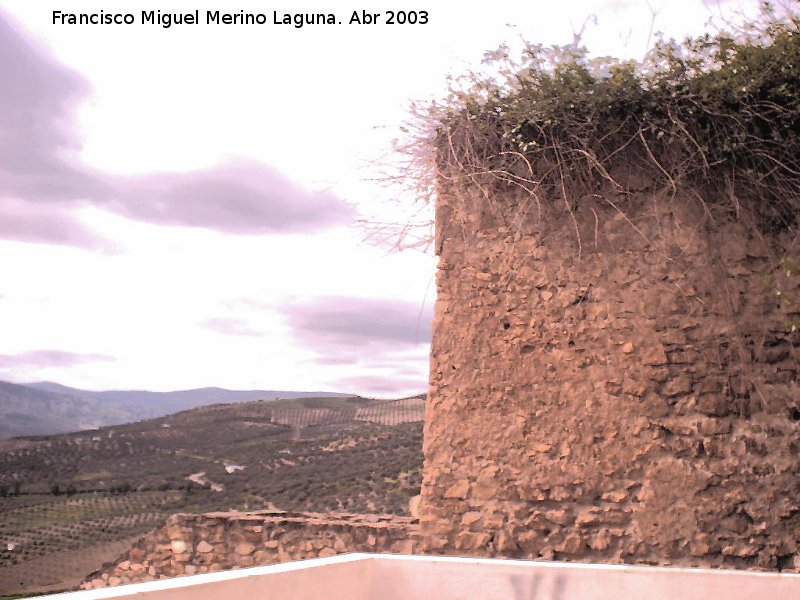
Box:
[82,510,417,589]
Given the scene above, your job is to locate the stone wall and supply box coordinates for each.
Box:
[82,510,417,589]
[420,186,800,571]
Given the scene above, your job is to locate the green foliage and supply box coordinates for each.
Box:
[420,3,800,232]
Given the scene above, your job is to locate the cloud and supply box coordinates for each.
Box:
[0,198,115,250]
[113,160,353,234]
[0,14,352,246]
[0,14,106,205]
[0,13,113,246]
[285,296,433,350]
[0,350,115,370]
[315,356,360,366]
[331,374,427,396]
[201,317,264,337]
[284,296,432,395]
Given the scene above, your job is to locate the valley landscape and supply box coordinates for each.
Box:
[0,380,352,439]
[0,389,424,595]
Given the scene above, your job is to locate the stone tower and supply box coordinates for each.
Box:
[419,182,800,570]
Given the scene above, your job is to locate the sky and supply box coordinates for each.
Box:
[0,0,763,396]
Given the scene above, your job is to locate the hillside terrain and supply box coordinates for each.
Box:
[0,380,350,439]
[0,395,425,595]
[0,381,131,440]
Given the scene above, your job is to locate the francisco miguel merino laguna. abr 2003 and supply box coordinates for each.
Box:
[52,10,343,28]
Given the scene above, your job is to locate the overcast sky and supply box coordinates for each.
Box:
[0,0,761,395]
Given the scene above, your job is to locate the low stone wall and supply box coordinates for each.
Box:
[81,510,418,589]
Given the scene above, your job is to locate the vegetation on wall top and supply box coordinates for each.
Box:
[407,2,800,233]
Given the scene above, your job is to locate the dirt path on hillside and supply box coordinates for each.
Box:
[186,472,223,492]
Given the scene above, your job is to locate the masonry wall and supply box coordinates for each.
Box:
[419,186,800,570]
[82,510,418,589]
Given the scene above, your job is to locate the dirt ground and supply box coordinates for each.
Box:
[0,535,141,596]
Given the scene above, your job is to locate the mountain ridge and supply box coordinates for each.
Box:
[0,380,352,439]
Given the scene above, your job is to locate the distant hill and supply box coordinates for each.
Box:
[0,380,351,439]
[0,380,131,439]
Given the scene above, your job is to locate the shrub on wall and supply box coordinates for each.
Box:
[407,3,800,234]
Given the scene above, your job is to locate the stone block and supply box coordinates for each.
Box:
[444,480,470,499]
[235,542,255,556]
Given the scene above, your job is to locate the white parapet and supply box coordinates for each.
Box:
[42,553,800,600]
